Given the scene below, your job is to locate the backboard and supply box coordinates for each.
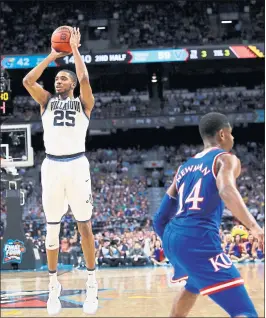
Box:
[0,124,34,168]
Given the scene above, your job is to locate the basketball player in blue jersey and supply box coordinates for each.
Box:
[153,112,263,317]
[23,28,98,315]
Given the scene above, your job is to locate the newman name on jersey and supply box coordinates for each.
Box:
[42,96,89,156]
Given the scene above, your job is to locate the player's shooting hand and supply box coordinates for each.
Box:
[49,47,71,60]
[70,27,81,49]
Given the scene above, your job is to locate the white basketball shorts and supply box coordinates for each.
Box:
[41,155,93,223]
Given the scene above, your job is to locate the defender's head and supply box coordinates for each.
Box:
[199,112,234,152]
[55,69,77,95]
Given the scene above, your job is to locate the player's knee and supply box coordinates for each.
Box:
[45,223,60,250]
[77,221,93,239]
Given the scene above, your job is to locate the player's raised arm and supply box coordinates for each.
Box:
[70,28,95,115]
[23,49,69,112]
[216,154,264,242]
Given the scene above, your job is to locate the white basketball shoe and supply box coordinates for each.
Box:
[47,281,62,315]
[83,280,99,314]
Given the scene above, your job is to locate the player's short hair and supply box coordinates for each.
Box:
[57,69,77,87]
[199,112,230,139]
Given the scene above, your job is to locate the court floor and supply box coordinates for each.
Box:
[1,263,264,317]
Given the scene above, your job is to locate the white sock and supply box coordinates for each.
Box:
[49,272,58,286]
[87,269,96,283]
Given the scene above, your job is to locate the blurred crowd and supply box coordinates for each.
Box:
[117,2,264,48]
[222,232,264,263]
[1,142,264,267]
[11,85,264,122]
[1,1,264,53]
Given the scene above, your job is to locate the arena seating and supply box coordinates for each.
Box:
[1,1,264,53]
[11,85,264,122]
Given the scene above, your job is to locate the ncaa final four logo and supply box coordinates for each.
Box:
[2,239,26,264]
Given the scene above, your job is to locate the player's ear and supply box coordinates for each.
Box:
[218,129,225,140]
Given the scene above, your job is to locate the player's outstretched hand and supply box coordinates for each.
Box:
[70,27,81,49]
[49,47,71,60]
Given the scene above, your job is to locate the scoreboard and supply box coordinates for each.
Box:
[1,44,264,69]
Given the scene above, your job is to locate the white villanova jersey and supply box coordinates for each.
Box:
[42,95,89,156]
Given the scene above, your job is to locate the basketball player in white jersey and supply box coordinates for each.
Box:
[23,28,98,315]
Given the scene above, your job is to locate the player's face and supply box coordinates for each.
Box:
[219,126,234,152]
[55,72,74,94]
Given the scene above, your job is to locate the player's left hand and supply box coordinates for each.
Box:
[70,27,81,49]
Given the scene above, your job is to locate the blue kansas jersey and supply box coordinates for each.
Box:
[170,147,229,233]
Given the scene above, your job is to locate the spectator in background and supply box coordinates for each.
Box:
[229,234,249,263]
[253,239,265,261]
[98,238,121,267]
[150,232,158,251]
[222,234,233,256]
[244,234,257,261]
[60,237,70,264]
[118,237,130,264]
[110,239,125,266]
[68,230,81,267]
[150,240,167,266]
[129,242,148,266]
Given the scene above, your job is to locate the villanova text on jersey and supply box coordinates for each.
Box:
[171,147,228,233]
[50,100,81,112]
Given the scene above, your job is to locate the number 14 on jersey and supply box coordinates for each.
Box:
[176,178,204,215]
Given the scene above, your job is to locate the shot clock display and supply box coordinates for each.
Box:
[0,91,12,116]
[0,69,12,117]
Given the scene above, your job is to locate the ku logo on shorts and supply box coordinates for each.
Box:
[209,253,233,272]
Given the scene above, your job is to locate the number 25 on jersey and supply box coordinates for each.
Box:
[53,110,76,127]
[176,178,204,215]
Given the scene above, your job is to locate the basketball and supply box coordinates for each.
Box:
[51,26,73,53]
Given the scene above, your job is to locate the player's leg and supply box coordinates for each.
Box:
[65,156,98,314]
[176,231,259,318]
[77,221,95,271]
[41,158,66,315]
[170,289,198,318]
[162,225,198,317]
[168,264,199,317]
[208,284,258,317]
